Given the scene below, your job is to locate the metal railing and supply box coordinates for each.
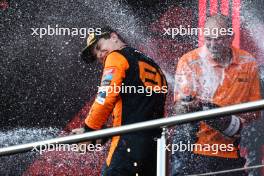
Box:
[1,99,264,176]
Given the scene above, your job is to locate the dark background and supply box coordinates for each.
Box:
[1,0,190,129]
[1,0,264,129]
[1,0,263,129]
[1,0,264,175]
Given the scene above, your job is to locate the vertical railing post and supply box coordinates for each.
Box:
[157,127,167,176]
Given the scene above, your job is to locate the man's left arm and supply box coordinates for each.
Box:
[238,63,262,124]
[84,52,129,131]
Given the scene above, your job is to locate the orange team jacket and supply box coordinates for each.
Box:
[85,47,167,166]
[174,46,261,158]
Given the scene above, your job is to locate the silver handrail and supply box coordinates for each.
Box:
[1,99,264,156]
[157,128,167,176]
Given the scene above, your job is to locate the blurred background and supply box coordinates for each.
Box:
[1,0,264,175]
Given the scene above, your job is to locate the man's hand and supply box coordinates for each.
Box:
[70,128,85,135]
[180,96,212,113]
[237,112,260,126]
[70,128,90,153]
[70,127,108,153]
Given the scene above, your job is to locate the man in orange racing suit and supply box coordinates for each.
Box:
[172,14,261,176]
[76,27,167,176]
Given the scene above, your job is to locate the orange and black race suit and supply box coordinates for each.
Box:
[172,46,261,175]
[85,47,167,176]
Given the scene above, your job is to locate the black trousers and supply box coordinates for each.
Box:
[101,137,157,176]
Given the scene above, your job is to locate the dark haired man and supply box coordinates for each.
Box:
[74,27,167,176]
